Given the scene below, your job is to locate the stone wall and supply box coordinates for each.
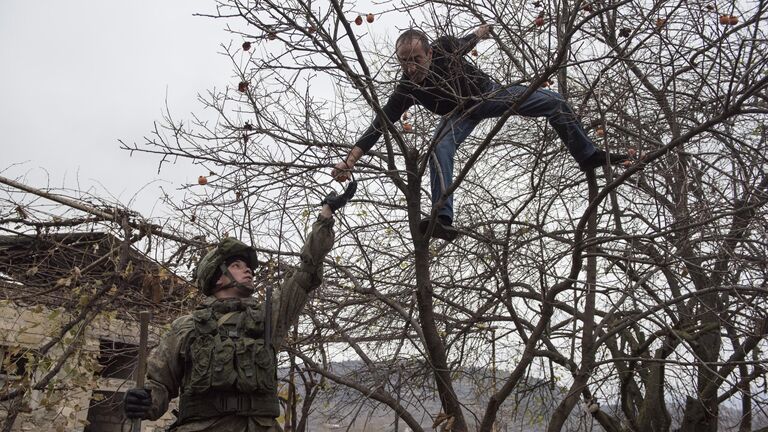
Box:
[0,301,177,431]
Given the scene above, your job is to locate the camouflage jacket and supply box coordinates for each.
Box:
[143,216,334,431]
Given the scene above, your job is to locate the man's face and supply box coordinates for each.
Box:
[396,38,432,84]
[216,259,254,295]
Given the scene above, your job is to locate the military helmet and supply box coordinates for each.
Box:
[194,238,258,295]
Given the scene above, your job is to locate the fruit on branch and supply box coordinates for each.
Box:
[308,24,316,33]
[366,13,375,23]
[619,27,631,37]
[535,16,546,27]
[267,31,277,40]
[242,41,251,51]
[582,4,594,12]
[595,126,605,137]
[355,15,363,25]
[719,15,738,25]
[238,81,249,92]
[623,160,632,168]
[729,15,739,24]
[198,176,208,185]
[628,148,637,158]
[471,49,479,57]
[403,122,413,132]
[402,112,409,120]
[655,18,667,29]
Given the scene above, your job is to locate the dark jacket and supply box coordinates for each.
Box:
[355,34,495,153]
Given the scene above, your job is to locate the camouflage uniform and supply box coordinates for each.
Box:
[142,217,334,431]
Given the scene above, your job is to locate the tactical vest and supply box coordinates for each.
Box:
[178,299,280,423]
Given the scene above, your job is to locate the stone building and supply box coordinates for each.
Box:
[0,231,196,431]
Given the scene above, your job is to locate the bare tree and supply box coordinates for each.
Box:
[108,0,768,430]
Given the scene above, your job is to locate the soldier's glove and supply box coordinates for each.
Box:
[321,180,357,212]
[124,388,152,419]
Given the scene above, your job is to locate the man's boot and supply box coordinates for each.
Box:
[419,216,458,241]
[579,149,630,171]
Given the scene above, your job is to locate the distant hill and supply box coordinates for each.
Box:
[278,360,582,432]
[277,360,767,431]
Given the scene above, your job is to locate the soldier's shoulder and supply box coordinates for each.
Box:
[168,313,197,333]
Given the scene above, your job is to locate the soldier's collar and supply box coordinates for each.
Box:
[201,295,262,311]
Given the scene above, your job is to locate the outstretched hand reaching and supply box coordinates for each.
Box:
[322,181,358,213]
[475,24,493,39]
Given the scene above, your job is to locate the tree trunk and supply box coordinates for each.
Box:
[546,170,599,431]
[636,357,672,432]
[679,321,721,432]
[405,149,469,431]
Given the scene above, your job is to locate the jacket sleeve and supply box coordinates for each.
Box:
[354,86,414,154]
[143,315,194,420]
[271,215,335,350]
[435,34,479,57]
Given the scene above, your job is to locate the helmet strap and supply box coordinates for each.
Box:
[214,263,255,295]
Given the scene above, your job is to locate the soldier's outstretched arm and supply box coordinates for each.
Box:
[271,182,357,349]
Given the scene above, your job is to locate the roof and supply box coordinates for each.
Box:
[0,231,196,322]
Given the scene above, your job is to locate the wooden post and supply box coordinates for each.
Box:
[491,327,497,432]
[132,311,151,432]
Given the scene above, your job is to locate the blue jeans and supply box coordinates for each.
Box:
[428,83,598,222]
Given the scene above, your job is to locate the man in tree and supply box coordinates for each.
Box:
[123,183,356,431]
[331,26,628,241]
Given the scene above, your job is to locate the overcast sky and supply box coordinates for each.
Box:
[0,1,234,217]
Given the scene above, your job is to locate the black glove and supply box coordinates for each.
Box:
[321,181,357,212]
[124,388,152,419]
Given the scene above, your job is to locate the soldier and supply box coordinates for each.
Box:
[331,27,628,241]
[123,182,357,431]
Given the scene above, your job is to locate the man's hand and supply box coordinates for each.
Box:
[475,24,493,39]
[124,388,152,419]
[331,161,352,182]
[321,181,358,213]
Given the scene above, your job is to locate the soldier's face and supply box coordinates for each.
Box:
[220,259,254,291]
[396,39,432,84]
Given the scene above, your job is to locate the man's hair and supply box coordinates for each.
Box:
[396,29,430,51]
